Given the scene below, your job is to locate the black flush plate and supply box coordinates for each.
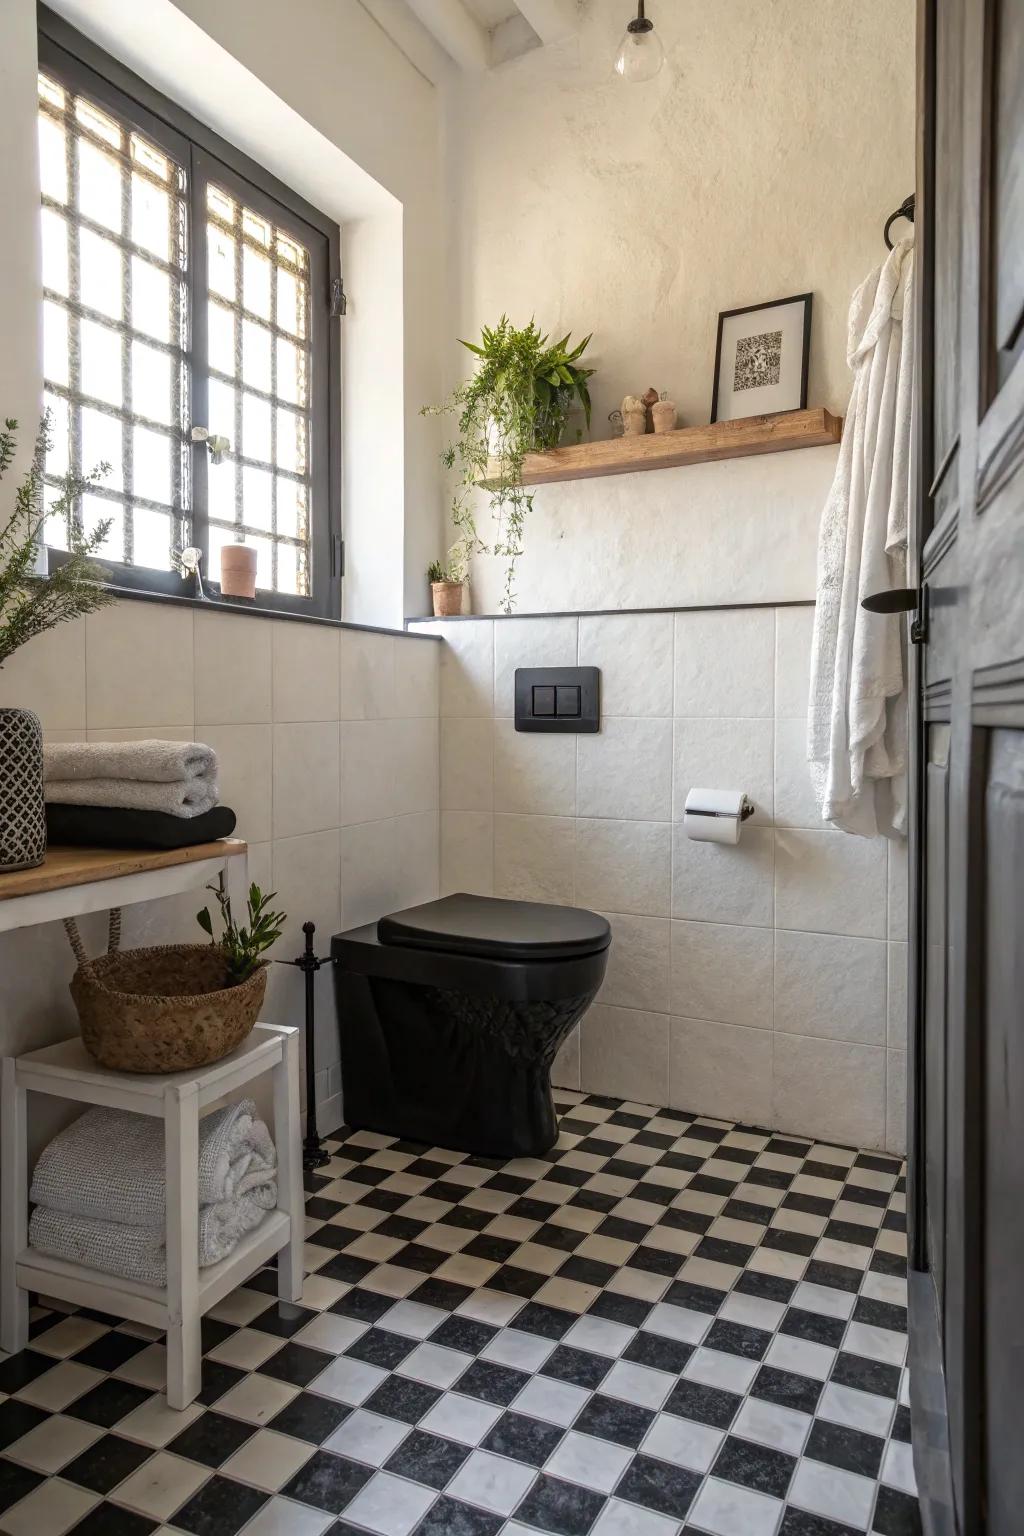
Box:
[515,667,600,732]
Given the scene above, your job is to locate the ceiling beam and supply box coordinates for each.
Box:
[512,0,578,46]
[403,0,490,71]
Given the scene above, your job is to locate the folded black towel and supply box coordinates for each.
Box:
[45,802,237,850]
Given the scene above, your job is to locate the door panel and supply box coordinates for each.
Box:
[982,729,1024,1536]
[992,0,1024,374]
[932,0,963,470]
[923,737,949,1312]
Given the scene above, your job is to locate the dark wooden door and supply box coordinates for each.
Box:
[908,2,1024,1534]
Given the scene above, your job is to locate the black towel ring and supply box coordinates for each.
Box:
[884,193,916,250]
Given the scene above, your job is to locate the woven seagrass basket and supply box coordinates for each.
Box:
[69,942,267,1074]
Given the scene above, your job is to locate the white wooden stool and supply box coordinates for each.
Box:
[1,1024,304,1410]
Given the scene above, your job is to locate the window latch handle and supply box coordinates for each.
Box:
[191,426,231,465]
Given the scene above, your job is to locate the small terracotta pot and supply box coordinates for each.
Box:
[220,543,257,599]
[432,581,464,618]
[652,401,678,434]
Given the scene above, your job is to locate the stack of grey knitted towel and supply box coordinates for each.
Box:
[43,739,220,818]
[28,1098,277,1287]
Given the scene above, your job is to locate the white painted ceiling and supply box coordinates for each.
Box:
[461,0,521,27]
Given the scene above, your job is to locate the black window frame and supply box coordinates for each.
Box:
[37,7,342,621]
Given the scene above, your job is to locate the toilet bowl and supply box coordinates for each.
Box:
[331,893,611,1158]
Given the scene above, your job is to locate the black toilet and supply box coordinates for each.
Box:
[331,893,611,1158]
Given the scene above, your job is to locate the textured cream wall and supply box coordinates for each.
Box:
[444,0,916,613]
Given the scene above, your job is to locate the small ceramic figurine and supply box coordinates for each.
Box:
[652,392,678,433]
[621,395,648,435]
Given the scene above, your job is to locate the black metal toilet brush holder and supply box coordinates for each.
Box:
[280,920,331,1171]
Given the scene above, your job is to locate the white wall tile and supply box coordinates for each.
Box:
[393,635,440,718]
[341,719,396,825]
[494,813,574,904]
[887,840,909,941]
[773,1034,886,1149]
[774,716,821,829]
[270,828,342,957]
[673,718,774,824]
[775,829,887,939]
[581,1004,670,1104]
[886,1050,907,1156]
[272,621,340,722]
[577,717,672,822]
[393,811,440,910]
[575,819,671,918]
[340,629,395,720]
[341,817,398,929]
[887,941,908,1049]
[670,921,773,1030]
[669,1016,773,1126]
[493,616,578,716]
[87,725,195,743]
[272,721,340,838]
[86,602,193,728]
[674,609,774,718]
[578,613,673,717]
[775,606,815,717]
[198,723,272,843]
[494,718,576,816]
[194,610,272,725]
[0,619,86,731]
[552,1023,581,1091]
[672,825,774,928]
[437,619,494,717]
[597,913,670,1014]
[392,716,439,817]
[441,811,494,896]
[774,931,887,1045]
[441,718,494,812]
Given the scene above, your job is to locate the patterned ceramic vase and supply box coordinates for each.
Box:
[0,707,47,871]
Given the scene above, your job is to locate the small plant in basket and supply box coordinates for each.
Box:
[197,883,286,984]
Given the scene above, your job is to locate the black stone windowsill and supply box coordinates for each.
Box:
[101,582,441,641]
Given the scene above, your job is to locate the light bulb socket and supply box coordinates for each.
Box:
[627,1,654,33]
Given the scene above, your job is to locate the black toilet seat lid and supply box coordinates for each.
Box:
[377,893,611,962]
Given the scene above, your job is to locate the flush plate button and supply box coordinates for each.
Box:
[515,667,600,733]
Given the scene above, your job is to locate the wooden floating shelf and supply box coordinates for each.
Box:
[480,408,843,489]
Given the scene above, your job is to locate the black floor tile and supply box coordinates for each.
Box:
[344,1328,418,1370]
[384,1427,470,1488]
[363,1375,443,1424]
[430,1316,498,1355]
[713,1433,797,1498]
[0,1350,53,1395]
[663,1279,727,1315]
[872,1484,924,1535]
[171,1473,267,1535]
[197,1359,247,1406]
[455,1358,530,1406]
[259,1341,334,1387]
[805,1417,885,1477]
[482,1409,565,1466]
[63,1431,155,1493]
[0,1399,48,1452]
[831,1352,901,1399]
[66,1378,152,1428]
[704,1318,773,1360]
[268,1391,351,1444]
[413,1493,503,1536]
[167,1409,256,1468]
[67,1505,159,1536]
[781,1307,847,1348]
[623,1330,692,1375]
[854,1296,908,1334]
[250,1301,317,1338]
[73,1332,149,1373]
[541,1345,611,1390]
[573,1392,655,1448]
[663,1378,741,1429]
[751,1364,824,1414]
[409,1279,473,1313]
[515,1472,606,1535]
[588,1291,651,1328]
[513,1303,576,1340]
[488,1265,547,1299]
[330,1288,397,1324]
[733,1269,796,1304]
[0,1456,44,1513]
[778,1510,862,1536]
[614,1452,701,1519]
[281,1449,375,1514]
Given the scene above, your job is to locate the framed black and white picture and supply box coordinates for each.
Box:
[710,293,812,422]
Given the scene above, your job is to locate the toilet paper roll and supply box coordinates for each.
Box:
[683,810,741,845]
[683,787,750,844]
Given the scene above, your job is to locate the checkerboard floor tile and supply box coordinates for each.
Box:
[0,1092,922,1536]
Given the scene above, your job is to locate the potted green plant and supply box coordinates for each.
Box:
[424,318,594,613]
[0,416,112,872]
[427,542,470,617]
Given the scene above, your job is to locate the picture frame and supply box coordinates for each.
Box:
[710,293,813,423]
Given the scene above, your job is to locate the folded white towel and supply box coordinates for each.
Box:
[43,739,218,785]
[28,1190,276,1287]
[44,776,219,817]
[31,1100,276,1227]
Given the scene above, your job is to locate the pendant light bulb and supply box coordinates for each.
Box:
[613,0,664,82]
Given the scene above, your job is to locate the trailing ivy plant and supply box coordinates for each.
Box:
[423,318,593,613]
[0,414,113,668]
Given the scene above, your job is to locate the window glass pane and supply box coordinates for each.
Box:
[133,506,172,569]
[242,208,271,249]
[38,115,68,204]
[208,301,235,377]
[81,491,123,560]
[276,478,306,540]
[133,424,171,505]
[207,460,236,522]
[81,407,124,492]
[275,336,304,407]
[207,520,237,575]
[207,184,234,222]
[78,139,122,233]
[81,320,123,407]
[250,534,273,589]
[44,392,70,479]
[243,245,271,320]
[276,541,299,595]
[208,378,235,441]
[79,227,122,320]
[208,224,235,301]
[241,319,271,393]
[242,393,271,463]
[44,482,70,551]
[131,338,172,424]
[131,172,169,261]
[241,464,273,531]
[44,301,69,386]
[131,256,171,342]
[131,134,169,183]
[38,74,65,110]
[41,208,69,296]
[76,96,121,150]
[275,408,306,473]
